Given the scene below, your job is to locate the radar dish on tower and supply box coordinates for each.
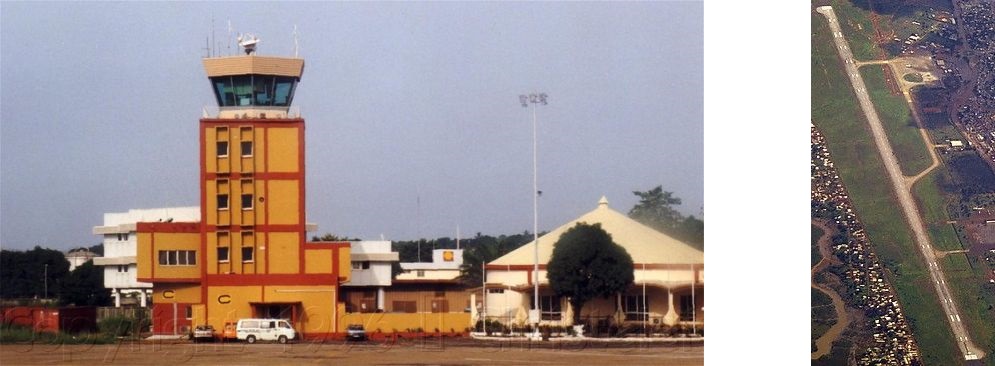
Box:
[237,33,259,55]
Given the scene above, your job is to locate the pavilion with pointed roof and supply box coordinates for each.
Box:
[477,196,703,328]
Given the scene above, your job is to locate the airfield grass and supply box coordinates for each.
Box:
[813,11,960,364]
[813,224,826,268]
[913,171,963,252]
[940,253,995,363]
[858,65,932,176]
[827,0,881,62]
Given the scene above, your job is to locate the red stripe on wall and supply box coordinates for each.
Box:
[297,121,306,275]
[206,274,339,286]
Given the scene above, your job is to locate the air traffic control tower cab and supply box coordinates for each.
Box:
[202,35,304,120]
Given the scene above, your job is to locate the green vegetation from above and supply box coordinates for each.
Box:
[939,253,995,361]
[811,288,837,343]
[813,10,960,364]
[829,0,883,61]
[813,224,826,268]
[913,170,963,252]
[858,65,932,176]
[903,73,924,83]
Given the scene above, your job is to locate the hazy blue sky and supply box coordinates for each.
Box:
[1,2,703,251]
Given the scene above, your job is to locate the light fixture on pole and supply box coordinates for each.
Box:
[519,92,547,334]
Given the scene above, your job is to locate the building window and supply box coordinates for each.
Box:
[217,141,229,157]
[218,247,230,262]
[241,194,253,210]
[242,247,254,263]
[185,306,193,320]
[624,295,648,321]
[487,288,504,294]
[241,141,253,157]
[352,262,370,270]
[158,250,196,266]
[116,233,129,241]
[218,194,229,210]
[539,295,562,321]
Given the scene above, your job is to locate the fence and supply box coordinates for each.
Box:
[97,307,150,322]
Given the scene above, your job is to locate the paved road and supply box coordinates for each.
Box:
[817,6,984,361]
[0,341,703,366]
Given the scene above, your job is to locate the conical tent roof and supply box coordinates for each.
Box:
[489,196,703,266]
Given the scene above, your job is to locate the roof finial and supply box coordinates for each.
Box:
[598,196,609,208]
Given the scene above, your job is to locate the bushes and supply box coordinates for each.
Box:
[97,315,148,338]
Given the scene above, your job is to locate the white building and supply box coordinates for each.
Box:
[92,207,200,307]
[342,241,399,312]
[396,249,464,281]
[481,197,703,328]
[65,248,97,271]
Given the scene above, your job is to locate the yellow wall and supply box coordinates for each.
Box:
[305,249,333,274]
[154,283,202,304]
[137,232,153,279]
[205,285,261,330]
[267,128,298,172]
[268,232,300,274]
[267,180,299,225]
[338,313,471,333]
[147,232,200,280]
[265,286,337,334]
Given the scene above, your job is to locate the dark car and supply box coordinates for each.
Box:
[346,324,366,341]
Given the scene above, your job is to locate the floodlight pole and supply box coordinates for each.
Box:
[520,92,547,333]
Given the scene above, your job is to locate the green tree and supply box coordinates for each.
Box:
[628,186,684,233]
[59,261,111,306]
[0,246,70,299]
[546,223,634,324]
[628,186,704,249]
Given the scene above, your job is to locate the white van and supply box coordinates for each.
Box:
[236,319,297,344]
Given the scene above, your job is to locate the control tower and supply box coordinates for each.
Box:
[139,37,352,338]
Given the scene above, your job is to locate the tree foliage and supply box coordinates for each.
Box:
[546,223,634,324]
[0,246,70,299]
[628,186,704,249]
[59,261,111,306]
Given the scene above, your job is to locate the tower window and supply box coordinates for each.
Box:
[241,141,253,157]
[241,194,253,210]
[242,247,254,263]
[218,247,230,262]
[217,141,229,157]
[218,194,229,210]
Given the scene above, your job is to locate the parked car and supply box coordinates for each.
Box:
[192,325,216,342]
[236,319,296,344]
[346,324,366,341]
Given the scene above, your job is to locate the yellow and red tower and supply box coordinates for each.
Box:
[138,45,350,339]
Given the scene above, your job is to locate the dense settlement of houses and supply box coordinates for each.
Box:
[811,126,920,365]
[83,47,704,339]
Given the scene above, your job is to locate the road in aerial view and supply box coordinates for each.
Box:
[817,5,984,361]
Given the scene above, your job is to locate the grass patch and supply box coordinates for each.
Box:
[903,73,924,83]
[813,10,961,363]
[0,324,115,345]
[940,253,995,362]
[858,65,932,176]
[829,0,882,61]
[813,224,826,267]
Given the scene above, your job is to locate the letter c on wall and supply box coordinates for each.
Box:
[163,290,175,299]
[218,295,231,304]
